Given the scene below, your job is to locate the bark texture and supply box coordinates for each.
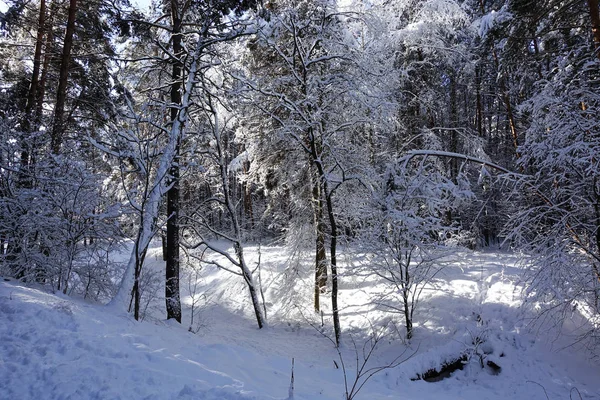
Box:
[165,0,183,323]
[588,0,600,58]
[51,0,77,154]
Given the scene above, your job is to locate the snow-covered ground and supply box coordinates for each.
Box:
[1,243,600,400]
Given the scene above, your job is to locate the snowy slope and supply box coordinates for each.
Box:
[1,247,600,400]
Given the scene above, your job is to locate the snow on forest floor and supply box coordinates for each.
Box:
[2,243,600,400]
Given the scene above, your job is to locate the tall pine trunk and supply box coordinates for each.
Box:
[165,0,182,323]
[475,66,483,137]
[24,0,45,124]
[36,5,55,124]
[19,0,46,186]
[588,0,600,59]
[51,0,77,155]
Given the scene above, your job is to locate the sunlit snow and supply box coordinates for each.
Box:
[2,242,599,400]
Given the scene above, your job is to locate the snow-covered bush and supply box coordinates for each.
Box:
[0,156,124,299]
[508,51,600,344]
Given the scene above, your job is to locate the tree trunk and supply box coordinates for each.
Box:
[51,0,77,154]
[449,74,459,182]
[311,161,328,313]
[130,239,148,321]
[242,159,255,229]
[36,7,55,123]
[594,178,600,296]
[19,0,46,186]
[403,289,413,340]
[491,49,520,157]
[161,232,167,261]
[475,66,483,137]
[503,90,519,154]
[236,242,265,329]
[588,0,600,59]
[109,38,202,315]
[212,99,266,329]
[165,0,182,323]
[325,188,341,347]
[165,164,181,322]
[309,132,340,346]
[25,0,45,123]
[401,258,413,340]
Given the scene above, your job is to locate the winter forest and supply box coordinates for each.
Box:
[1,0,600,399]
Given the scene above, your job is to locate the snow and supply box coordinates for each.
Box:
[2,246,600,400]
[228,151,249,173]
[476,8,513,38]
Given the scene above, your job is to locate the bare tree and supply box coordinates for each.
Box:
[365,161,468,339]
[181,84,266,329]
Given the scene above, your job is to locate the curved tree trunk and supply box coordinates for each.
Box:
[212,96,266,329]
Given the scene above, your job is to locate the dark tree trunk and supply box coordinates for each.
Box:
[242,159,255,229]
[130,236,148,321]
[588,0,600,59]
[165,162,181,322]
[503,89,519,155]
[491,48,520,158]
[25,0,45,123]
[51,0,77,154]
[36,8,54,123]
[449,74,459,182]
[165,0,182,323]
[19,0,46,186]
[311,161,328,313]
[401,254,413,340]
[308,131,340,346]
[323,182,340,347]
[161,232,167,261]
[403,290,413,340]
[475,66,483,137]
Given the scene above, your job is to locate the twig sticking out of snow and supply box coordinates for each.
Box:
[287,358,295,399]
